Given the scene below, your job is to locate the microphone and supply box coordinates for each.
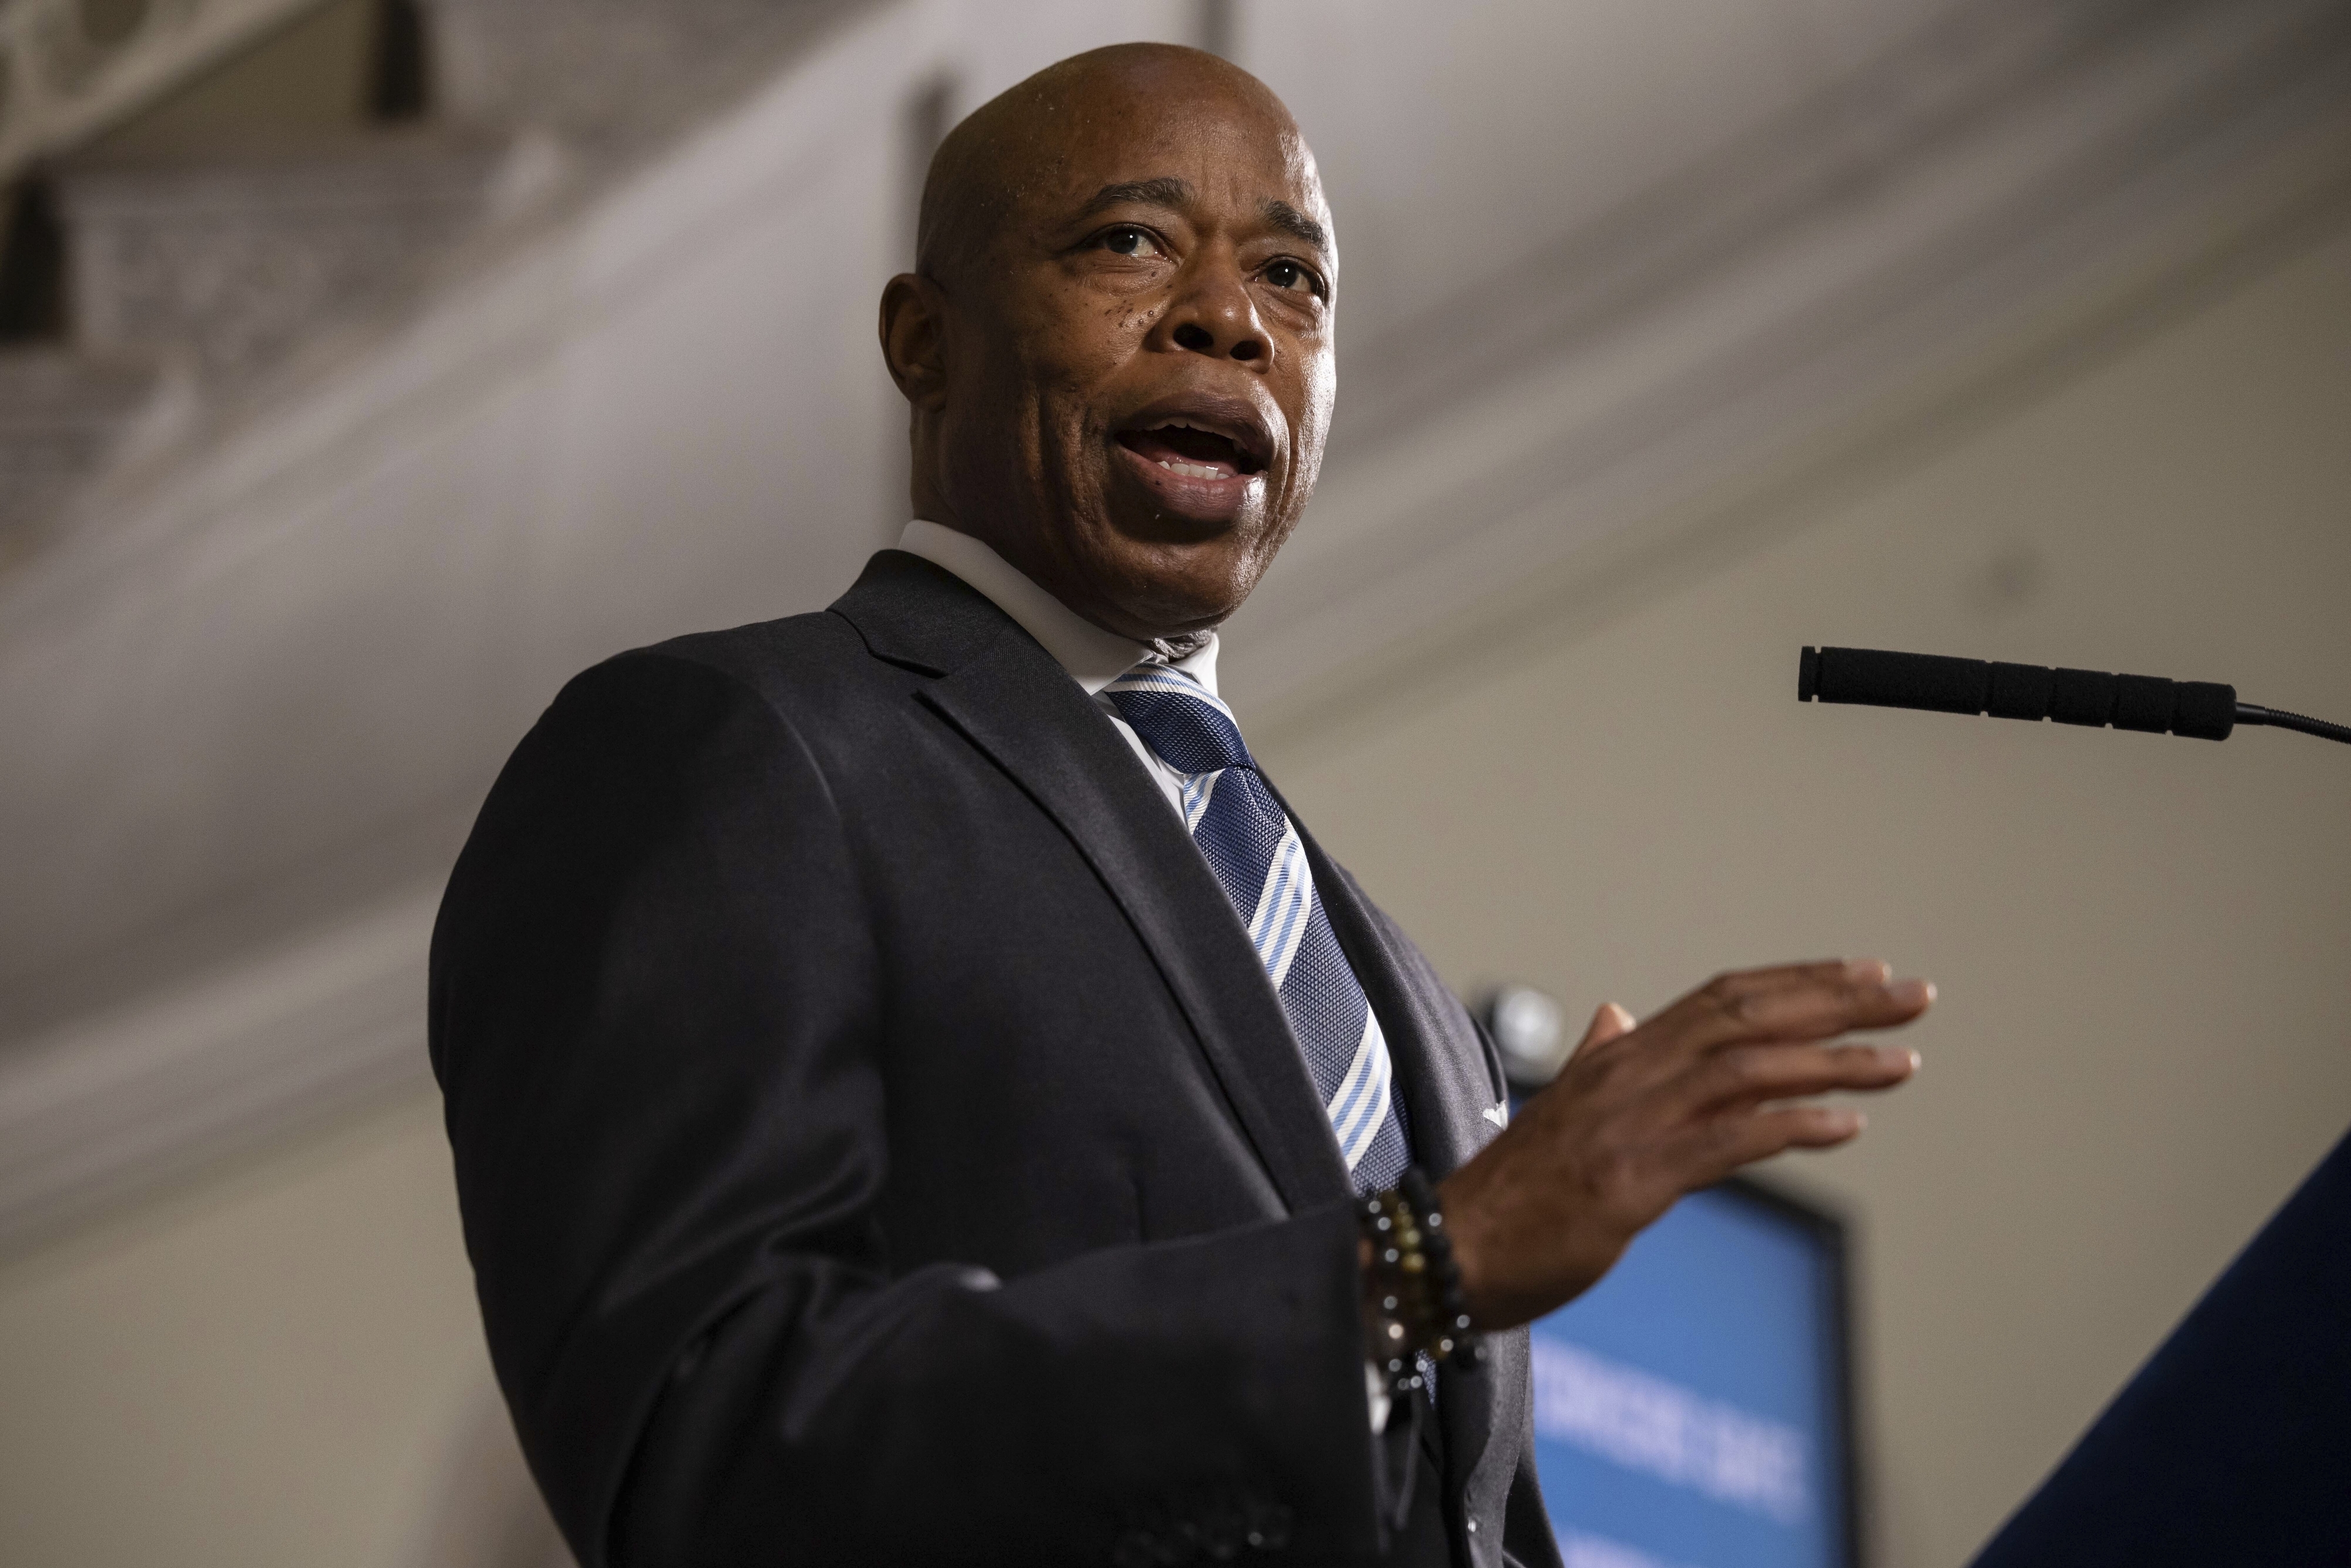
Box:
[1797,647,2351,745]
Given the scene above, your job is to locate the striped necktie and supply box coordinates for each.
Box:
[1106,662,1412,1193]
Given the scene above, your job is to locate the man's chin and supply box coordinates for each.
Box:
[1099,544,1270,640]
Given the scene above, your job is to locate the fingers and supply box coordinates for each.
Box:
[1647,959,1933,1056]
[1435,962,1925,1330]
[1679,1040,1918,1114]
[1568,1001,1637,1061]
[1690,1103,1871,1176]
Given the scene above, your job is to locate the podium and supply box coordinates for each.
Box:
[1970,1126,2351,1566]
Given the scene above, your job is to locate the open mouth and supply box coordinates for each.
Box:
[1114,420,1268,482]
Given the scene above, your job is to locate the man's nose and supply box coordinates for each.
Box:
[1162,263,1270,366]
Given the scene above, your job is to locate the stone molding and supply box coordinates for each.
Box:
[420,0,866,143]
[58,131,520,377]
[0,348,180,534]
[0,0,336,183]
[0,883,436,1254]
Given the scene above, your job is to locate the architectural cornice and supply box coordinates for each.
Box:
[0,884,436,1254]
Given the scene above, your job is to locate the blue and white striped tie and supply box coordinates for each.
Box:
[1107,663,1411,1193]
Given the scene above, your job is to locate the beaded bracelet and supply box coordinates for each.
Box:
[1359,1167,1483,1396]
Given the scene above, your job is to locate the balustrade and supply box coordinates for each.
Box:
[0,0,331,180]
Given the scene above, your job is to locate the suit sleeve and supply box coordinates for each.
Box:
[429,652,1387,1567]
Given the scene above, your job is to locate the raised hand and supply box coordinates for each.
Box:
[1438,959,1930,1329]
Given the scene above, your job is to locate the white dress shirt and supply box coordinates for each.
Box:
[893,520,1397,1435]
[896,519,1218,821]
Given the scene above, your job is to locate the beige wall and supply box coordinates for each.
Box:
[1260,217,2351,1565]
[0,1090,555,1568]
[0,174,2343,1568]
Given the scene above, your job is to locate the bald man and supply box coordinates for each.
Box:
[431,44,1927,1568]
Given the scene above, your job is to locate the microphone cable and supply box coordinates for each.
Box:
[2234,703,2351,746]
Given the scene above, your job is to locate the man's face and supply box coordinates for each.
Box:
[892,59,1337,644]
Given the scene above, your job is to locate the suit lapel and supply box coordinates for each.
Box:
[832,552,1351,1215]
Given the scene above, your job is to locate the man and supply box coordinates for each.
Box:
[430,43,1928,1567]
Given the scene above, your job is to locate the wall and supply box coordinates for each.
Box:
[0,1089,545,1568]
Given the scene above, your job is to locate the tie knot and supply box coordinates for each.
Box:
[1106,664,1255,776]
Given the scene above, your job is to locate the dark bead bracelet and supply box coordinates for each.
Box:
[1359,1167,1483,1396]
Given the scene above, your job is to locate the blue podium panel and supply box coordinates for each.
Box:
[1530,1182,1855,1568]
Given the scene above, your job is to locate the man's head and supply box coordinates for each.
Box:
[879,44,1335,646]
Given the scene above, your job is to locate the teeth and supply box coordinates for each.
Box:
[1157,460,1227,480]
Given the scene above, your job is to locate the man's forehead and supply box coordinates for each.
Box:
[917,44,1331,282]
[1020,99,1328,228]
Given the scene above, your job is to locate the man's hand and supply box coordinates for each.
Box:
[1439,959,1930,1330]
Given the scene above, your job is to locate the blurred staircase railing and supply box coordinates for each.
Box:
[0,0,866,548]
[0,0,338,183]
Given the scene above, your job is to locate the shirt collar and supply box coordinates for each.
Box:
[896,520,1221,697]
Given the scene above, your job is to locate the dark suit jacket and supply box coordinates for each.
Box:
[430,551,1563,1567]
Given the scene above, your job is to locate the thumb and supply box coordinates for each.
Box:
[1573,1001,1637,1058]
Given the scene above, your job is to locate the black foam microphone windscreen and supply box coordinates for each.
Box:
[1798,646,2238,741]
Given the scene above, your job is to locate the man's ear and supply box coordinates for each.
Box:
[878,273,951,411]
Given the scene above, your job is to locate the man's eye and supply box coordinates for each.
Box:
[1265,259,1321,296]
[1100,226,1161,257]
